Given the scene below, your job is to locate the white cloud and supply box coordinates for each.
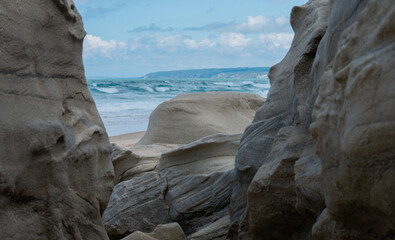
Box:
[275,14,288,26]
[236,15,271,32]
[156,34,216,50]
[259,33,294,49]
[84,34,127,57]
[182,14,290,33]
[218,32,251,48]
[128,34,215,51]
[156,34,184,48]
[183,38,215,49]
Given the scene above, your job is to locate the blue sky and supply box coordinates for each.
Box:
[74,0,307,78]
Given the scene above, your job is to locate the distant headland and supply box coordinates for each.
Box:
[140,67,270,79]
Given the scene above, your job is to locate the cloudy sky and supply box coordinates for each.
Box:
[74,0,307,78]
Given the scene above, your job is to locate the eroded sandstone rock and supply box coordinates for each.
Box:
[230,0,395,239]
[103,134,241,238]
[229,0,330,238]
[0,0,114,239]
[311,0,395,238]
[111,143,181,184]
[102,172,171,239]
[137,92,265,145]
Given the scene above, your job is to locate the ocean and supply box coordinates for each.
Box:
[87,78,270,136]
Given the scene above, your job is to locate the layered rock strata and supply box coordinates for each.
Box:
[111,143,181,184]
[104,92,264,239]
[311,0,395,238]
[229,0,330,238]
[0,0,114,239]
[103,133,242,239]
[230,0,395,239]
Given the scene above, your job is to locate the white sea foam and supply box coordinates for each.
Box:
[96,87,119,94]
[155,87,170,92]
[140,86,154,92]
[97,101,162,114]
[241,81,254,85]
[213,81,238,86]
[252,83,271,88]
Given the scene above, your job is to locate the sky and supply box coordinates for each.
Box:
[73,0,308,78]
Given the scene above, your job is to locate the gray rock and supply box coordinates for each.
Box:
[137,92,265,145]
[229,0,330,238]
[0,1,114,239]
[103,134,241,238]
[159,134,241,234]
[230,0,395,239]
[102,172,171,239]
[311,0,395,238]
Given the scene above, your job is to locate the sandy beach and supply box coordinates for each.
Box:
[109,131,146,148]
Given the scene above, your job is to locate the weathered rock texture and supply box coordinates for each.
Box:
[229,0,330,238]
[111,143,181,184]
[0,1,114,239]
[137,92,265,145]
[310,0,395,238]
[103,133,241,239]
[121,223,186,240]
[229,0,395,239]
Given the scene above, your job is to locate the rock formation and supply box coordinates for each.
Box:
[229,0,395,239]
[103,92,264,239]
[0,0,114,239]
[311,0,395,238]
[2,0,394,239]
[104,0,395,238]
[103,133,241,239]
[229,0,330,238]
[137,92,265,145]
[111,143,181,184]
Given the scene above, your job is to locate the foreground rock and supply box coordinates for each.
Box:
[137,92,265,145]
[311,0,395,238]
[103,133,241,239]
[229,0,330,238]
[0,1,114,240]
[121,223,186,240]
[229,0,395,239]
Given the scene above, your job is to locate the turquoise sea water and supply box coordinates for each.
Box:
[87,78,270,136]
